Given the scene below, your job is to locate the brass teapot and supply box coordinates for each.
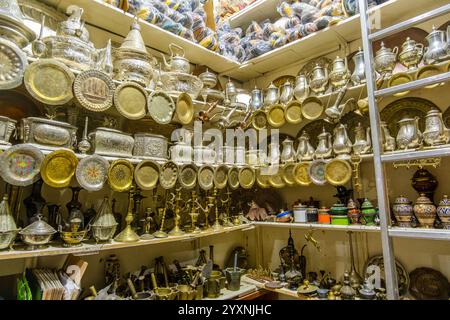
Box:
[423,25,449,65]
[396,117,422,150]
[352,123,371,155]
[329,56,350,89]
[374,42,398,76]
[423,109,450,146]
[161,43,190,73]
[309,63,328,95]
[399,37,424,70]
[332,124,352,159]
[314,128,333,159]
[296,132,315,161]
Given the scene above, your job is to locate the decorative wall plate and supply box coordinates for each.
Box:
[324,159,352,186]
[308,159,327,186]
[0,38,28,90]
[148,91,175,125]
[238,166,255,189]
[198,165,214,190]
[302,97,324,120]
[364,255,409,296]
[134,160,160,190]
[76,155,109,192]
[74,70,115,112]
[409,267,450,300]
[227,166,240,190]
[251,110,268,130]
[41,149,78,188]
[416,65,441,89]
[176,92,194,125]
[108,159,134,192]
[179,163,197,189]
[159,160,178,189]
[267,104,285,128]
[114,82,147,120]
[293,162,312,186]
[213,165,228,189]
[284,100,302,124]
[387,72,412,97]
[281,163,296,186]
[0,144,43,186]
[269,173,285,189]
[256,169,270,188]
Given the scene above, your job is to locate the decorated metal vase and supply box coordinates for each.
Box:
[392,195,414,228]
[413,194,436,228]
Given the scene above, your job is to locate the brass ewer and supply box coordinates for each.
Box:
[114,187,140,242]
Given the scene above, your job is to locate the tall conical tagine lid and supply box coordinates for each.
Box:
[91,197,118,228]
[119,18,148,55]
[0,195,19,232]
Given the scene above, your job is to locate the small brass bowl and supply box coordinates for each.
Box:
[60,230,87,247]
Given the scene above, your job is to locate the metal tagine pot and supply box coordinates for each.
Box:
[88,127,134,158]
[0,194,20,250]
[19,214,56,249]
[20,117,77,149]
[89,197,118,243]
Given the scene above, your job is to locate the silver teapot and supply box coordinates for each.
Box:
[225,78,237,104]
[264,82,279,106]
[333,124,352,159]
[314,128,333,159]
[309,64,329,95]
[296,132,315,161]
[396,117,422,150]
[161,43,190,73]
[374,42,398,76]
[423,25,449,65]
[351,48,366,85]
[352,123,371,155]
[294,74,309,102]
[279,80,294,105]
[380,121,396,152]
[399,37,424,70]
[329,56,350,89]
[423,109,450,146]
[280,138,296,163]
[250,87,263,110]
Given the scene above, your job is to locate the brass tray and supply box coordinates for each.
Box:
[0,144,44,187]
[0,38,28,90]
[114,82,147,120]
[148,90,175,125]
[293,162,312,186]
[213,164,228,189]
[416,65,441,89]
[41,149,78,188]
[308,159,327,186]
[76,155,109,192]
[159,160,178,189]
[238,166,255,189]
[198,165,214,190]
[24,59,74,105]
[74,70,115,112]
[134,160,160,190]
[324,159,352,186]
[251,110,268,130]
[256,169,270,188]
[227,167,240,190]
[176,92,194,125]
[284,100,302,125]
[269,172,285,189]
[281,163,296,186]
[267,104,286,128]
[179,163,197,189]
[108,159,134,192]
[301,97,324,120]
[387,72,412,97]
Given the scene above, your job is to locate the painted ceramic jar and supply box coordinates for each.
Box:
[392,195,414,228]
[437,195,450,229]
[347,199,360,225]
[318,207,331,224]
[413,194,436,228]
[361,199,377,225]
[306,206,318,223]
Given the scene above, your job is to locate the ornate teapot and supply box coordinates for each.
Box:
[279,81,294,105]
[380,121,396,152]
[423,109,450,146]
[294,74,309,102]
[161,43,190,73]
[351,48,366,85]
[309,64,328,95]
[399,37,424,70]
[352,123,371,155]
[250,87,263,110]
[296,132,315,161]
[314,128,333,159]
[396,117,422,150]
[332,124,352,159]
[423,25,449,65]
[374,42,398,76]
[329,56,350,89]
[56,6,89,43]
[264,82,279,106]
[280,138,296,163]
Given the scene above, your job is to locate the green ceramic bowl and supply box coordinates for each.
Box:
[331,215,350,225]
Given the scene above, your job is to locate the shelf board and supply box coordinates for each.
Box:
[389,227,450,241]
[227,0,279,29]
[381,145,450,163]
[253,221,380,233]
[0,224,255,261]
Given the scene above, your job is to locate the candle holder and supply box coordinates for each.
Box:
[114,187,140,242]
[168,188,185,236]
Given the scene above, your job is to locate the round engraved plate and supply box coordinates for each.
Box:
[41,150,78,188]
[108,159,134,192]
[159,161,178,189]
[213,165,228,189]
[325,159,352,186]
[227,166,240,190]
[238,166,255,189]
[293,162,312,186]
[0,38,28,90]
[198,165,214,191]
[76,155,109,192]
[134,160,160,190]
[74,70,115,112]
[0,144,43,186]
[114,82,147,120]
[179,163,197,189]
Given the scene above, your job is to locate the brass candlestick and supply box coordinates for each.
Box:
[154,207,168,238]
[220,188,234,227]
[211,188,223,231]
[114,188,140,242]
[186,191,201,233]
[168,188,185,236]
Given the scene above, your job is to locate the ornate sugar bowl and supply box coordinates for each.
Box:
[280,138,296,163]
[114,20,153,86]
[19,215,57,250]
[423,109,450,146]
[392,195,414,227]
[347,199,360,225]
[423,25,449,65]
[0,194,20,250]
[296,132,315,162]
[314,128,333,159]
[374,42,398,76]
[351,48,366,85]
[294,74,309,102]
[396,117,422,150]
[333,124,352,160]
[329,56,350,89]
[0,116,17,145]
[90,197,118,243]
[264,82,279,107]
[399,37,424,70]
[361,199,377,225]
[436,195,450,229]
[411,168,438,202]
[309,63,329,95]
[413,194,436,228]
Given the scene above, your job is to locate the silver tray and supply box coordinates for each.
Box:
[76,155,109,192]
[0,38,28,90]
[308,159,327,186]
[198,165,214,191]
[0,144,44,186]
[148,90,175,125]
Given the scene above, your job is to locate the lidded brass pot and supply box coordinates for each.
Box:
[374,42,398,76]
[399,37,424,70]
[19,214,56,249]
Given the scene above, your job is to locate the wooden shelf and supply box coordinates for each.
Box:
[389,227,450,241]
[253,221,380,233]
[381,145,450,163]
[227,0,279,29]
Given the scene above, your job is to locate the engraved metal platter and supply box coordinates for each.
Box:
[213,164,228,189]
[324,159,352,186]
[268,172,286,189]
[114,81,147,120]
[267,104,286,128]
[198,165,214,191]
[179,163,197,189]
[238,166,255,189]
[251,110,268,130]
[364,255,409,296]
[76,155,109,192]
[308,159,327,186]
[256,169,270,188]
[134,160,160,190]
[0,38,28,90]
[41,149,78,188]
[148,91,175,125]
[281,163,296,186]
[159,160,178,189]
[284,100,302,125]
[176,92,194,125]
[24,59,74,105]
[387,72,412,97]
[0,144,44,186]
[227,166,240,190]
[73,70,115,112]
[108,159,134,192]
[302,97,324,120]
[416,65,441,89]
[293,162,312,186]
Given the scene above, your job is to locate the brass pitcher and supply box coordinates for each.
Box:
[296,132,315,162]
[351,48,366,85]
[396,117,422,150]
[294,74,309,102]
[352,123,371,155]
[329,56,350,89]
[309,64,328,95]
[423,109,450,146]
[380,121,396,152]
[314,128,333,159]
[333,124,352,160]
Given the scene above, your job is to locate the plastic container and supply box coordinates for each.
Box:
[293,204,307,223]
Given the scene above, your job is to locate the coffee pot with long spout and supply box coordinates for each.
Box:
[314,128,333,159]
[296,132,315,161]
[333,124,352,159]
[352,123,371,155]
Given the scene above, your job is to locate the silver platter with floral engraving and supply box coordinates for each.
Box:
[0,144,44,186]
[76,155,110,192]
[0,38,28,90]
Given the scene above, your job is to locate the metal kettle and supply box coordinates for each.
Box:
[396,117,422,150]
[264,82,279,106]
[314,127,333,159]
[294,74,309,102]
[309,64,328,95]
[329,56,350,89]
[351,48,366,85]
[333,124,352,159]
[352,123,371,155]
[161,43,190,73]
[424,25,449,65]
